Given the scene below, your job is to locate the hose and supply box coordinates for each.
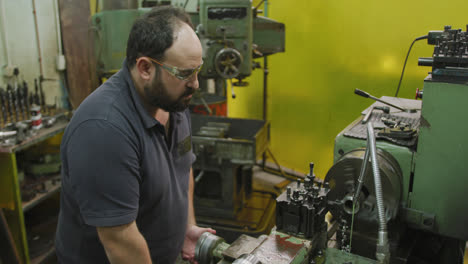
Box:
[367,122,389,263]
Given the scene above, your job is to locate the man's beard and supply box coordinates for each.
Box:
[143,71,195,112]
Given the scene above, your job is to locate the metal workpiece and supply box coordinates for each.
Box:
[221,234,266,261]
[232,254,259,264]
[196,232,229,264]
[195,229,321,264]
[324,248,376,264]
[251,231,314,264]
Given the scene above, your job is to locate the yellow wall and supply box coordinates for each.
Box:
[228,0,468,178]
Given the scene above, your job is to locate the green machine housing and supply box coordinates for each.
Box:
[91,0,285,83]
[197,0,253,80]
[324,26,468,263]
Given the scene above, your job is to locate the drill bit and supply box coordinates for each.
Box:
[7,85,16,122]
[11,85,20,122]
[23,81,30,119]
[0,88,7,127]
[39,79,46,115]
[29,91,34,107]
[17,82,26,121]
[34,79,40,106]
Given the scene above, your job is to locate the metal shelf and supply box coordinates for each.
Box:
[0,120,68,153]
[22,179,61,213]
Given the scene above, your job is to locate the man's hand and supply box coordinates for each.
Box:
[181,225,216,263]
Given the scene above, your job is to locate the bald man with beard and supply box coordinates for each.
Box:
[55,6,215,264]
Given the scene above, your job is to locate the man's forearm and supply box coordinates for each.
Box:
[187,168,196,226]
[97,221,152,264]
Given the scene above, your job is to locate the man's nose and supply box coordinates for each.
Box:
[186,73,199,90]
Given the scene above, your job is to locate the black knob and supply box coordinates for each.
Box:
[292,190,300,200]
[309,162,314,176]
[354,89,370,98]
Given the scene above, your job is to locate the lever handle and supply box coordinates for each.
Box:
[354,88,370,98]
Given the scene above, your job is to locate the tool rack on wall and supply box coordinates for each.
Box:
[0,120,67,264]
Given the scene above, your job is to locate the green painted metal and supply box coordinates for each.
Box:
[333,125,415,206]
[92,9,149,75]
[213,241,230,259]
[411,79,468,240]
[263,230,312,264]
[0,153,29,263]
[253,16,285,56]
[0,153,17,211]
[198,0,253,79]
[323,248,377,264]
[91,1,284,82]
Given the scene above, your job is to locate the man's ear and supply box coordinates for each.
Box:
[135,58,154,81]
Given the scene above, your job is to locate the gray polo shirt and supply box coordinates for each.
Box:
[55,60,195,264]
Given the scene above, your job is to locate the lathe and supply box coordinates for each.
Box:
[192,25,468,264]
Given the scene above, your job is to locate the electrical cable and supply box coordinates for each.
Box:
[261,148,303,181]
[260,166,302,181]
[394,35,428,97]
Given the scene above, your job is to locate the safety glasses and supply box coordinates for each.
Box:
[143,56,203,81]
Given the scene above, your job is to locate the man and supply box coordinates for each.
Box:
[55,6,215,264]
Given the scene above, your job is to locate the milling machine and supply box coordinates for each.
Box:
[91,0,285,239]
[191,25,468,264]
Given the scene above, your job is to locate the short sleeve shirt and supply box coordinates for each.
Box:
[55,60,196,264]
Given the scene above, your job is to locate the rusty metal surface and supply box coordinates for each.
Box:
[222,234,265,261]
[252,231,312,264]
